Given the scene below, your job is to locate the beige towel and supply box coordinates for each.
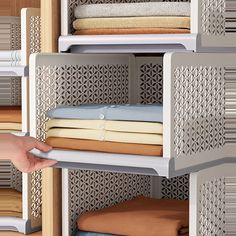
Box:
[47,128,163,145]
[46,119,163,134]
[0,122,22,130]
[73,16,190,30]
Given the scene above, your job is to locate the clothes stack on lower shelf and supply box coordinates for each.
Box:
[73,2,190,36]
[74,196,189,236]
[0,106,22,133]
[45,104,163,156]
[0,188,22,218]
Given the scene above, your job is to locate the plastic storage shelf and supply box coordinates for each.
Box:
[0,8,42,234]
[60,0,236,53]
[30,52,236,178]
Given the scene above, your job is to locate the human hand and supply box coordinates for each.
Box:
[0,134,57,173]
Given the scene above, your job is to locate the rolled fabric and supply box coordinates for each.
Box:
[78,196,189,236]
[46,119,163,134]
[47,104,163,123]
[46,137,163,156]
[74,2,191,19]
[0,50,21,61]
[46,128,163,145]
[0,106,21,123]
[74,231,115,236]
[74,28,191,35]
[73,16,191,30]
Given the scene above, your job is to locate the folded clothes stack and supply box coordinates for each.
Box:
[75,196,189,236]
[0,106,22,133]
[46,104,163,156]
[0,188,22,217]
[73,2,190,35]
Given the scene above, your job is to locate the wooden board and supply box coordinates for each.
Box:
[41,0,62,236]
[0,0,40,16]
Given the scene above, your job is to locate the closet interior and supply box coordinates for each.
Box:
[31,0,236,235]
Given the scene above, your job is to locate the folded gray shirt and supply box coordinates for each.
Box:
[74,2,191,19]
[47,104,163,123]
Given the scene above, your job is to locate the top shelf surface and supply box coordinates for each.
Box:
[59,34,198,53]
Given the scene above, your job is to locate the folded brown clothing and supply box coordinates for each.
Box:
[78,196,189,236]
[0,106,21,123]
[0,188,22,217]
[74,28,191,35]
[46,137,163,156]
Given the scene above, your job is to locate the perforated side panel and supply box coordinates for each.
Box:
[10,77,22,105]
[30,16,41,54]
[201,0,225,36]
[69,170,150,234]
[135,57,163,104]
[160,175,189,200]
[10,163,22,192]
[10,23,21,50]
[173,66,225,158]
[0,160,11,188]
[199,177,225,236]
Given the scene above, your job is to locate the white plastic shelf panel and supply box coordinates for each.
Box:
[60,0,236,52]
[30,53,236,178]
[0,66,29,77]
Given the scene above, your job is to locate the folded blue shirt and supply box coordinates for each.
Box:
[74,230,116,236]
[47,104,163,123]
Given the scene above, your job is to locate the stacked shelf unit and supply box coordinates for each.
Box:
[0,8,42,234]
[30,0,236,235]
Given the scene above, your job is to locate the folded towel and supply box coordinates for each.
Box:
[0,50,21,61]
[0,106,21,123]
[74,231,115,236]
[78,196,189,236]
[0,130,22,133]
[46,138,163,156]
[0,123,22,130]
[46,119,163,134]
[0,188,22,218]
[74,28,191,35]
[47,104,163,123]
[74,2,190,19]
[46,128,163,145]
[73,17,190,30]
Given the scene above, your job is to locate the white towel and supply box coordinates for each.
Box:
[74,2,190,19]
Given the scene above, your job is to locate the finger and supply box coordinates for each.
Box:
[34,140,52,152]
[27,153,57,172]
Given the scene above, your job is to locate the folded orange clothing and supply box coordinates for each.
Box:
[46,137,163,156]
[0,106,21,123]
[74,28,191,35]
[78,196,189,236]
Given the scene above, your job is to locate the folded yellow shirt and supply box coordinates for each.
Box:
[47,128,163,145]
[0,123,22,130]
[73,16,190,30]
[46,119,163,134]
